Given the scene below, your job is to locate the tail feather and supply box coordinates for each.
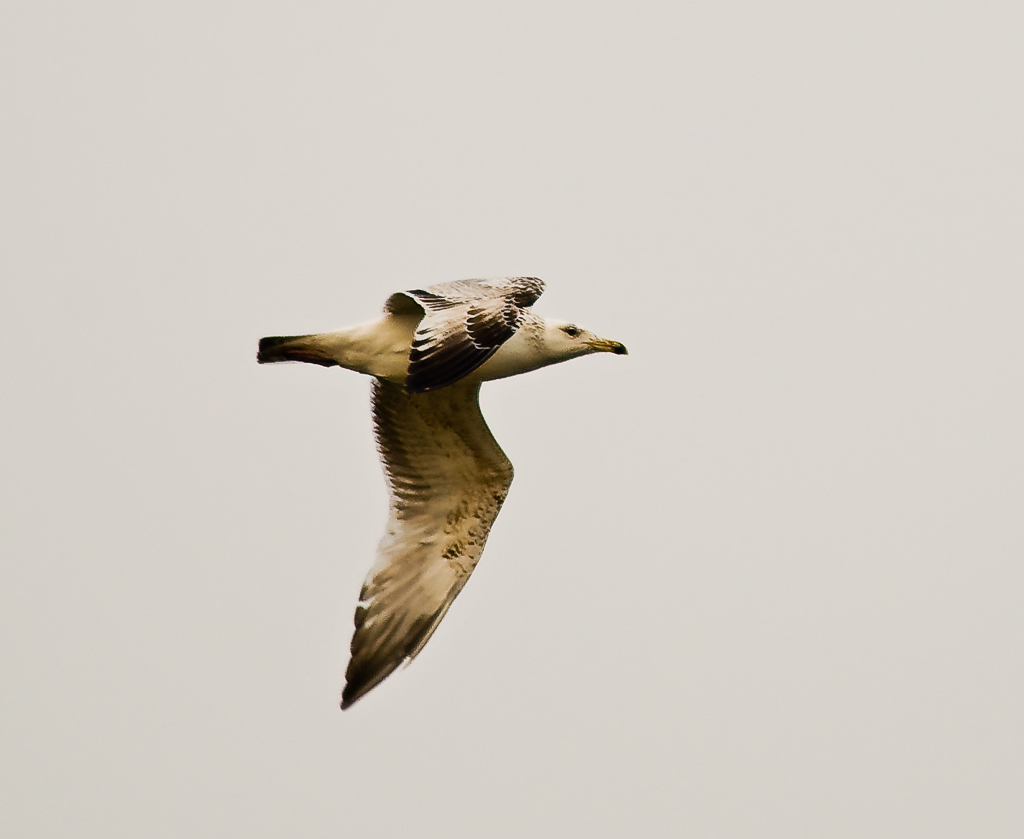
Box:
[257,335,338,367]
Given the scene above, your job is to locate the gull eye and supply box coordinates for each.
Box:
[562,325,581,338]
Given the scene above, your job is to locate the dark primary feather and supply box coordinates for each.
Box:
[399,277,545,393]
[341,379,514,709]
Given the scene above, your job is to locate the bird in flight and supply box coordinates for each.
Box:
[258,277,627,709]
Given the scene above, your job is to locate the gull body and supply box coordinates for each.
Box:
[257,277,626,708]
[261,307,622,387]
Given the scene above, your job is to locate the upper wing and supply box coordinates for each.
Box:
[341,378,514,709]
[388,277,545,393]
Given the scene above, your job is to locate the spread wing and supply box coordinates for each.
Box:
[341,378,514,709]
[386,276,545,393]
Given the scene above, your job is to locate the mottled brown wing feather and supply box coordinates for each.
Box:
[402,277,545,393]
[341,379,514,709]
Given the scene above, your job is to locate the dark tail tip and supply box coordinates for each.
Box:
[258,336,294,364]
[257,335,337,367]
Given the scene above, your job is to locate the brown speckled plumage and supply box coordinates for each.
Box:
[402,277,545,392]
[341,379,513,709]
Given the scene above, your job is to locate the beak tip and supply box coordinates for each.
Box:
[614,342,628,355]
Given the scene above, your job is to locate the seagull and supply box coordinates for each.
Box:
[257,277,627,709]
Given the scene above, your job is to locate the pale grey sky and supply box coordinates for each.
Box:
[2,1,1022,836]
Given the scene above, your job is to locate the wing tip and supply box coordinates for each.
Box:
[340,659,403,711]
[339,673,371,711]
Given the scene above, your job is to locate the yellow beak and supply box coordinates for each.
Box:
[588,337,628,355]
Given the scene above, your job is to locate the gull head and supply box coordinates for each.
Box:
[540,318,628,361]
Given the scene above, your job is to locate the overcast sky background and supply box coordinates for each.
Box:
[3,1,1022,836]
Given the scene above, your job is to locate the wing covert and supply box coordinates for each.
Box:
[399,277,545,393]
